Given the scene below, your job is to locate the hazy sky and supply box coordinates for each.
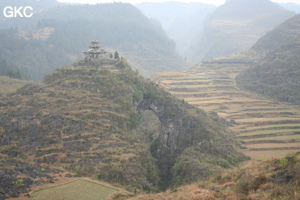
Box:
[57,0,300,6]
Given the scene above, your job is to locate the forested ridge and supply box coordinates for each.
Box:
[0,3,187,80]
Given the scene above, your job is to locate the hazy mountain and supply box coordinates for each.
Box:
[188,0,295,62]
[0,58,246,197]
[250,14,300,54]
[0,3,187,80]
[279,3,300,13]
[237,14,300,105]
[136,2,216,57]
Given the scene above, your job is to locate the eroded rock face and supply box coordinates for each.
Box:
[138,98,194,178]
[136,89,246,184]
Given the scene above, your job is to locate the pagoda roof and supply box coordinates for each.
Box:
[91,40,100,44]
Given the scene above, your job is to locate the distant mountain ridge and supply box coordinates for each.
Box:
[187,0,295,62]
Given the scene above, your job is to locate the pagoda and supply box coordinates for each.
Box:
[83,40,102,59]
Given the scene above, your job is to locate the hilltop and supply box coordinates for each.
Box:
[0,56,247,198]
[0,2,187,80]
[187,0,294,62]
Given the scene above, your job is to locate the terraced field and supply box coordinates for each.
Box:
[153,63,300,160]
[30,179,119,200]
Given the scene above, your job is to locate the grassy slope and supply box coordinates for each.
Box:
[0,76,29,95]
[0,60,160,191]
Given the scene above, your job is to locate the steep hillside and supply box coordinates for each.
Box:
[250,14,300,55]
[0,3,187,80]
[0,56,246,198]
[236,36,300,106]
[188,0,294,62]
[136,2,216,57]
[130,153,300,200]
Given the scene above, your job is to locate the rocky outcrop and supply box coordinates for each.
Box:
[137,87,247,185]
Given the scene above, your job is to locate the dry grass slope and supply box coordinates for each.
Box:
[0,76,29,95]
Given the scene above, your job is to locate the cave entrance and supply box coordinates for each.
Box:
[135,110,161,145]
[135,109,173,190]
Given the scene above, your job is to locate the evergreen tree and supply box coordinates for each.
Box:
[114,51,119,59]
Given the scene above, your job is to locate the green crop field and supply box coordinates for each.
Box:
[30,179,118,200]
[154,63,300,160]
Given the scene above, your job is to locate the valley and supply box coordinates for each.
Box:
[153,63,300,160]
